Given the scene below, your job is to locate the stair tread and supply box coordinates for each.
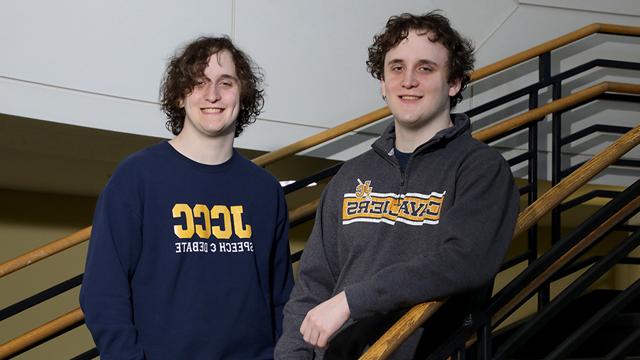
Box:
[493,289,640,358]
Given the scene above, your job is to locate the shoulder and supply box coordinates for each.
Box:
[321,149,377,197]
[105,142,168,191]
[452,134,508,165]
[114,142,168,174]
[336,149,377,175]
[450,136,514,186]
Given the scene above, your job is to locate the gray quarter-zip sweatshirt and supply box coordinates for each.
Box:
[276,113,519,359]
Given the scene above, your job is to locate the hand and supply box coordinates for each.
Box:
[300,291,351,348]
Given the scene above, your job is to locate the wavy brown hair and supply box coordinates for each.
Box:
[367,11,474,109]
[160,36,264,136]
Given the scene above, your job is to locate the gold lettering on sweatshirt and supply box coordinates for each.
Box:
[173,204,251,239]
[342,191,445,225]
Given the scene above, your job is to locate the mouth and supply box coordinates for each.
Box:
[398,95,422,101]
[201,107,224,114]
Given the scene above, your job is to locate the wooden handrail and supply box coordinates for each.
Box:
[2,82,636,359]
[5,81,640,278]
[4,22,639,278]
[0,227,91,278]
[513,122,640,238]
[360,122,640,360]
[473,81,640,142]
[2,82,637,358]
[359,301,445,360]
[2,22,638,358]
[253,23,640,168]
[289,198,321,224]
[470,23,640,81]
[0,308,84,359]
[493,194,640,326]
[0,198,322,357]
[473,82,640,143]
[0,197,322,279]
[10,116,635,358]
[252,107,391,167]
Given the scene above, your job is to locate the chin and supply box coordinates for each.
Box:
[395,116,419,126]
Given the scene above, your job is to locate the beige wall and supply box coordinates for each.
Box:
[0,189,96,359]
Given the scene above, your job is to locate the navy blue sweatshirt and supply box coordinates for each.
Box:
[80,142,293,360]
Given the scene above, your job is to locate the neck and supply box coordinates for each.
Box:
[394,112,453,153]
[169,128,235,165]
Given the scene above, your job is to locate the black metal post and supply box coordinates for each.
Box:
[539,52,555,309]
[527,91,539,268]
[477,322,492,360]
[542,79,562,309]
[539,52,551,79]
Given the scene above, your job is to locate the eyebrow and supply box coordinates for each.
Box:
[217,74,239,83]
[386,58,439,67]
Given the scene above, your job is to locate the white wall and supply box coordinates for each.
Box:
[0,0,233,139]
[0,0,516,148]
[467,2,640,186]
[0,0,638,185]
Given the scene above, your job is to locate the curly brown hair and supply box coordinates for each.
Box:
[367,11,474,109]
[160,36,264,137]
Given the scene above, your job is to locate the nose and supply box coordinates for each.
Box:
[401,71,418,88]
[205,83,221,102]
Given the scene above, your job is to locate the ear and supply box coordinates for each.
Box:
[448,77,462,97]
[380,79,387,101]
[178,98,185,108]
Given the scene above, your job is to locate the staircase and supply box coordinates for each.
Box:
[492,289,640,359]
[1,23,639,360]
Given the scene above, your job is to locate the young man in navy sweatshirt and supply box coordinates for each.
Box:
[80,37,293,359]
[276,12,519,359]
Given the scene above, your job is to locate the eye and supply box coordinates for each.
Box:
[418,66,433,73]
[194,79,209,87]
[390,65,403,73]
[219,80,234,88]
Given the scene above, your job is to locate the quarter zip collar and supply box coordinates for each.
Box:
[372,113,471,164]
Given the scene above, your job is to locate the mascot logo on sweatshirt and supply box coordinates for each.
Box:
[355,178,372,200]
[343,179,444,226]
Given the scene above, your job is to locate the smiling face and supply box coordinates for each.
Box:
[180,50,241,140]
[381,30,461,132]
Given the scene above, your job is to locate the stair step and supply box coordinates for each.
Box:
[493,290,640,359]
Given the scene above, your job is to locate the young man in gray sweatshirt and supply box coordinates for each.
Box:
[276,11,519,359]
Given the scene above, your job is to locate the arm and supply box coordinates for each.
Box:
[80,177,144,360]
[270,186,294,339]
[346,149,520,319]
[274,188,341,359]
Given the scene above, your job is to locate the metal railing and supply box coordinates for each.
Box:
[1,22,639,359]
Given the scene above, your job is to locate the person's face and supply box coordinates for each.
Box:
[381,30,461,130]
[181,50,241,139]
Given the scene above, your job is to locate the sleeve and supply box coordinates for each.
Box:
[274,185,341,359]
[79,173,145,360]
[271,185,294,339]
[345,149,520,319]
